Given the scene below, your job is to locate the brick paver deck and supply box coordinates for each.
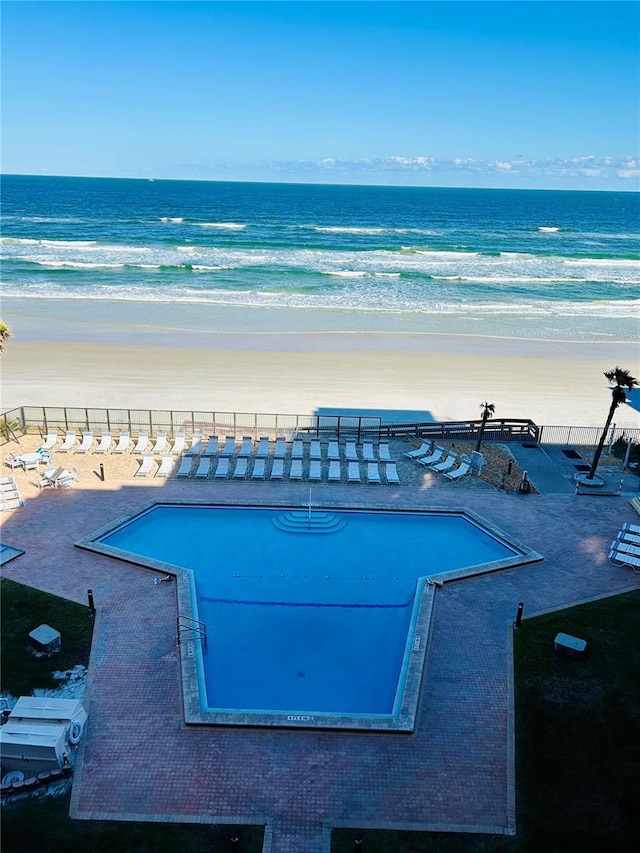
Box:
[2,438,639,852]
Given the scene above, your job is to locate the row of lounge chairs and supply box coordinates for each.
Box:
[0,476,24,511]
[609,523,640,572]
[405,440,471,481]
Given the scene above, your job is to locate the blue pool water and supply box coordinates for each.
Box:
[98,505,519,719]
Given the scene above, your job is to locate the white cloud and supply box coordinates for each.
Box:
[618,169,640,179]
[494,161,513,171]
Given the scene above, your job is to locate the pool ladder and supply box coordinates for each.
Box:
[177,615,207,648]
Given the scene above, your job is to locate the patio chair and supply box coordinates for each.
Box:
[256,437,270,458]
[170,432,186,455]
[56,467,79,488]
[273,437,287,458]
[443,460,471,480]
[309,460,322,481]
[238,436,253,458]
[416,446,445,467]
[405,440,432,459]
[75,431,94,453]
[270,458,284,480]
[289,458,303,480]
[202,436,219,457]
[40,431,58,451]
[133,431,150,454]
[176,456,193,478]
[113,431,131,453]
[378,441,393,462]
[384,461,400,484]
[328,460,341,482]
[252,458,266,479]
[220,436,237,457]
[619,531,640,545]
[430,454,458,474]
[4,454,23,471]
[291,437,304,459]
[195,457,212,478]
[0,479,17,492]
[36,466,65,489]
[134,453,155,477]
[348,461,361,483]
[362,442,377,462]
[94,431,112,453]
[0,498,23,511]
[609,549,640,572]
[613,539,640,558]
[23,456,41,472]
[367,462,381,483]
[156,454,175,478]
[151,431,168,454]
[233,457,248,478]
[310,439,322,461]
[328,440,340,460]
[345,440,358,461]
[622,521,640,535]
[214,457,230,479]
[185,431,203,456]
[57,431,77,453]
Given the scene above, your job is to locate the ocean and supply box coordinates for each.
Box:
[1,175,638,343]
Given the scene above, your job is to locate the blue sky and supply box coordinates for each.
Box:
[2,1,638,189]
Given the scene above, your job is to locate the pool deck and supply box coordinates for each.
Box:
[1,437,639,852]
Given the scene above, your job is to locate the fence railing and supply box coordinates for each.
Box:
[2,405,639,450]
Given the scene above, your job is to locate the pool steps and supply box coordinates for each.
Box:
[272,510,347,534]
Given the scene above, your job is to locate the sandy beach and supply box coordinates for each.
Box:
[2,332,638,429]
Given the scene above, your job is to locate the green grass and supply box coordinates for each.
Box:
[0,577,94,696]
[332,590,640,853]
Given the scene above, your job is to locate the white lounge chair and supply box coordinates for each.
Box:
[345,440,358,461]
[202,436,219,457]
[309,460,322,481]
[270,458,284,480]
[151,431,168,454]
[444,461,471,480]
[0,479,18,492]
[195,457,212,478]
[367,462,381,483]
[57,431,77,453]
[417,446,444,467]
[362,442,376,462]
[291,437,304,459]
[273,437,287,458]
[256,437,270,458]
[133,432,149,454]
[176,456,193,477]
[36,466,65,489]
[310,439,322,460]
[348,462,361,483]
[328,460,341,482]
[328,440,340,460]
[252,458,266,479]
[185,431,203,456]
[94,431,112,453]
[405,440,432,459]
[40,431,58,451]
[0,498,23,511]
[609,548,640,571]
[113,431,131,453]
[156,454,174,477]
[220,436,237,457]
[378,441,392,462]
[289,458,303,480]
[75,431,94,453]
[430,454,457,473]
[237,436,252,457]
[170,432,186,455]
[384,461,400,484]
[214,457,230,479]
[233,457,248,478]
[135,453,155,477]
[613,540,640,557]
[620,531,640,545]
[622,522,640,535]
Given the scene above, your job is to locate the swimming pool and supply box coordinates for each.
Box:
[82,503,540,731]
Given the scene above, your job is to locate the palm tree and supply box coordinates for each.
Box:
[0,321,10,353]
[586,367,638,480]
[475,401,495,453]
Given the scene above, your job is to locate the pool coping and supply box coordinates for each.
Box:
[76,499,542,732]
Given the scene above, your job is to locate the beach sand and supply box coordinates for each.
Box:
[2,333,638,428]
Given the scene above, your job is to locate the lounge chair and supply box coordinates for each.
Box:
[291,437,304,459]
[113,431,131,453]
[135,453,155,477]
[0,488,20,502]
[156,454,174,477]
[185,431,203,456]
[310,439,322,461]
[195,457,212,478]
[431,454,457,473]
[378,441,392,462]
[405,440,432,459]
[362,442,377,462]
[75,431,94,453]
[57,431,77,453]
[94,431,112,453]
[367,462,381,483]
[620,531,640,545]
[0,480,17,492]
[256,436,270,458]
[56,467,78,488]
[289,458,303,480]
[214,457,229,479]
[238,436,253,458]
[36,466,65,489]
[328,440,340,460]
[629,498,640,518]
[202,436,219,457]
[384,461,400,484]
[170,432,186,454]
[444,461,471,480]
[609,548,640,571]
[220,436,237,457]
[252,458,266,479]
[417,446,444,467]
[309,460,322,481]
[151,431,168,454]
[40,431,58,451]
[133,432,149,454]
[345,440,358,461]
[233,457,248,479]
[348,462,361,483]
[328,460,341,482]
[270,458,284,480]
[274,437,287,458]
[176,456,193,477]
[613,540,640,558]
[0,498,23,511]
[622,521,640,535]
